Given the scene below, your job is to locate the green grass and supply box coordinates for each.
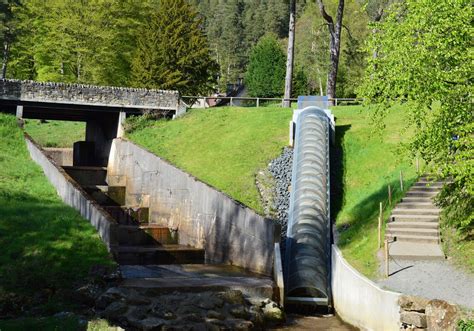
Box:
[127,107,293,213]
[0,114,113,321]
[24,120,85,147]
[330,105,417,277]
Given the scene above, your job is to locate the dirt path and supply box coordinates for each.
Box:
[271,314,358,330]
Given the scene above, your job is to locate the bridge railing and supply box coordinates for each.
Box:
[181,96,363,108]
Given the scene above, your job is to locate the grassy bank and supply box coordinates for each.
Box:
[24,120,85,147]
[331,105,417,277]
[127,107,293,213]
[0,114,113,326]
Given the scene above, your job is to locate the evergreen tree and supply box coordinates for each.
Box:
[245,34,285,98]
[131,0,218,95]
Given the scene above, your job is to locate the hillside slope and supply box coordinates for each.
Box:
[0,114,113,320]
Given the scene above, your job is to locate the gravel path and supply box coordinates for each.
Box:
[377,259,474,309]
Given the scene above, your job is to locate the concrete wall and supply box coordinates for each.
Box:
[0,79,179,110]
[107,138,278,275]
[331,245,401,331]
[43,148,73,166]
[25,135,117,250]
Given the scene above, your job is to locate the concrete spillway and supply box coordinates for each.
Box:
[284,106,333,308]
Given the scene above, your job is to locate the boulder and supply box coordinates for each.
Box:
[95,287,129,309]
[425,299,459,331]
[100,301,128,320]
[262,302,285,324]
[399,295,430,312]
[400,311,427,328]
[219,290,245,305]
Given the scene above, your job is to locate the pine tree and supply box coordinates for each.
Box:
[245,34,286,98]
[131,0,218,95]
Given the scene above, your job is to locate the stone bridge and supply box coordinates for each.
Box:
[0,79,185,165]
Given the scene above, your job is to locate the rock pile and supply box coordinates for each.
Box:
[95,287,285,330]
[399,295,460,331]
[268,146,293,240]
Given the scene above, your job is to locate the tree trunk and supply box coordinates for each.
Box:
[317,0,344,106]
[283,0,296,108]
[1,41,9,79]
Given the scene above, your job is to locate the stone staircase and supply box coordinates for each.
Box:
[385,176,445,260]
[62,166,205,266]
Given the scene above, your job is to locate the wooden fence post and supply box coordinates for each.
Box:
[388,185,392,206]
[378,202,383,248]
[399,170,404,191]
[384,239,389,278]
[256,98,260,107]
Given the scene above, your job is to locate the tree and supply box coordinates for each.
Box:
[0,0,19,78]
[131,0,218,96]
[283,0,296,107]
[245,34,285,98]
[317,0,344,104]
[359,0,473,231]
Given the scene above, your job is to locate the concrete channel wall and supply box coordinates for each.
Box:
[25,135,117,250]
[332,245,401,331]
[107,138,279,275]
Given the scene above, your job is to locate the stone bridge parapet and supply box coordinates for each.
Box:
[0,79,179,110]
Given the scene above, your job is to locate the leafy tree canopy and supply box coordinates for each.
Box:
[359,0,473,231]
[131,0,218,96]
[245,34,286,98]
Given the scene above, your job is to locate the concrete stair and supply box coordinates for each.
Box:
[386,177,445,260]
[62,166,205,266]
[112,245,205,265]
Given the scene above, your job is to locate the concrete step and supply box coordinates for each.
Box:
[388,241,445,261]
[390,214,439,222]
[396,202,438,209]
[392,208,440,215]
[119,264,274,298]
[385,227,439,238]
[387,221,439,230]
[112,245,205,265]
[385,233,439,244]
[405,190,438,197]
[407,186,441,192]
[401,196,434,203]
[103,206,149,225]
[84,185,126,206]
[116,225,178,245]
[63,166,107,186]
[412,182,444,189]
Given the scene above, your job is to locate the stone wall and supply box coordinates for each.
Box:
[0,79,179,110]
[107,138,279,275]
[25,135,118,250]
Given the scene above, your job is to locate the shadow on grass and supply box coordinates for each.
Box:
[330,124,351,228]
[335,178,409,247]
[0,189,113,319]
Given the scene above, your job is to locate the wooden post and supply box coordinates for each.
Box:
[388,185,392,206]
[377,203,382,248]
[416,157,420,174]
[256,98,260,107]
[399,170,404,191]
[384,239,389,278]
[230,97,233,107]
[378,202,383,248]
